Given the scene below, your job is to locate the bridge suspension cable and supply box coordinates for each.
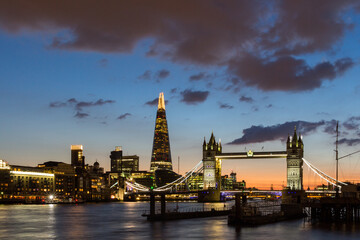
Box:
[124,160,204,192]
[154,160,203,191]
[302,158,347,188]
[125,181,150,191]
[110,181,118,189]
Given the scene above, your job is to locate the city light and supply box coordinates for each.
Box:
[10,171,54,177]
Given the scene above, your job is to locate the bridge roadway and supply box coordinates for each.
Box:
[216,151,288,159]
[127,189,336,196]
[221,190,336,197]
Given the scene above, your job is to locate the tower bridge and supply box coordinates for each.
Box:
[125,127,347,202]
[201,128,304,201]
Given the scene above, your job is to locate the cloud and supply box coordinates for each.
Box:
[49,102,67,108]
[0,1,358,92]
[138,69,170,82]
[117,113,131,120]
[156,69,170,79]
[228,55,354,91]
[74,111,89,119]
[189,72,214,81]
[49,98,115,118]
[266,104,273,108]
[75,99,115,110]
[138,70,152,80]
[219,102,234,109]
[343,116,360,130]
[338,138,360,146]
[239,95,254,103]
[323,120,338,134]
[145,98,169,106]
[50,98,115,110]
[228,120,330,145]
[180,89,209,105]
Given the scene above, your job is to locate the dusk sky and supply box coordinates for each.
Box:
[1,1,360,189]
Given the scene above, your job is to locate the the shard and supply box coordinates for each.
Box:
[150,92,173,171]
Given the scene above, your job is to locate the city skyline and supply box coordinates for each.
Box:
[1,1,360,189]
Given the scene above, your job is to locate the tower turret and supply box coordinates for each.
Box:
[286,126,304,190]
[202,132,222,195]
[203,137,207,151]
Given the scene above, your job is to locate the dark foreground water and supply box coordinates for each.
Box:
[1,202,360,239]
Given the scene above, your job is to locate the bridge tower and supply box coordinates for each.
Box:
[286,127,304,190]
[199,132,222,202]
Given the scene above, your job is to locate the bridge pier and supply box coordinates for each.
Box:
[149,192,167,216]
[161,193,166,215]
[150,192,155,216]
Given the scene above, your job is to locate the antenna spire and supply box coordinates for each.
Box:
[158,92,165,110]
[335,121,339,198]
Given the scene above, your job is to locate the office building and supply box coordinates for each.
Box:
[71,145,85,168]
[150,92,173,171]
[110,146,139,175]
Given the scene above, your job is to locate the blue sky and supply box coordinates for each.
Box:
[1,1,360,188]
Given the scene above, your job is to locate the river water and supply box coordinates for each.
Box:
[1,202,360,239]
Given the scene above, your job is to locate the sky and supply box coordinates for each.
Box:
[1,1,360,189]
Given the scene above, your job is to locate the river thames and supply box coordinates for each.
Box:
[1,202,360,239]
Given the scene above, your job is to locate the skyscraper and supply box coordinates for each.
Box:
[110,146,123,172]
[150,92,173,171]
[71,145,85,168]
[110,146,139,174]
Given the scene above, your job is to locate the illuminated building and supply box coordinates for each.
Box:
[110,146,139,176]
[87,161,110,201]
[230,172,237,183]
[199,133,222,202]
[71,145,85,168]
[38,161,76,200]
[1,165,55,202]
[186,172,204,191]
[0,159,11,200]
[233,180,246,190]
[203,132,222,190]
[70,145,90,200]
[286,127,304,190]
[110,146,123,172]
[130,171,154,189]
[150,92,173,171]
[221,175,233,190]
[0,156,111,202]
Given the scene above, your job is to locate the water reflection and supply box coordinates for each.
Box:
[0,202,360,239]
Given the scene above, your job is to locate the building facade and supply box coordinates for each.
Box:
[0,161,55,203]
[202,133,222,190]
[71,145,85,168]
[38,161,76,201]
[286,127,304,190]
[150,92,173,171]
[110,146,139,176]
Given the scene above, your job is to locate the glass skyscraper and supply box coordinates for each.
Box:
[150,92,173,171]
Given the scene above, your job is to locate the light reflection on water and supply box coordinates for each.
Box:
[0,202,360,239]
